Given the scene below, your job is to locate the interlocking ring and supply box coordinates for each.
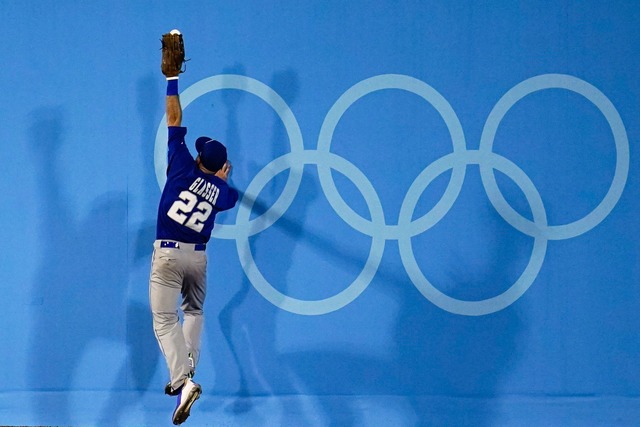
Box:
[155,73,629,316]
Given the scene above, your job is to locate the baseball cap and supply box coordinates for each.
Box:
[195,136,227,172]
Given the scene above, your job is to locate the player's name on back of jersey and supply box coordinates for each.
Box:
[189,177,222,205]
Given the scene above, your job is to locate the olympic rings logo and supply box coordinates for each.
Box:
[155,74,629,316]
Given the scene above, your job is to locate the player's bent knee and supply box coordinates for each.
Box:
[183,309,203,317]
[152,311,179,328]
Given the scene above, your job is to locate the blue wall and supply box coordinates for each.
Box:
[1,1,639,426]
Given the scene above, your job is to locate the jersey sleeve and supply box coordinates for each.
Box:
[215,182,240,211]
[166,126,194,178]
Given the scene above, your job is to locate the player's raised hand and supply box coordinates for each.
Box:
[215,161,232,182]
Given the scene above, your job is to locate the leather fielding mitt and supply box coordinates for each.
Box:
[161,32,186,77]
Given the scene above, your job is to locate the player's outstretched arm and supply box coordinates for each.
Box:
[166,87,182,127]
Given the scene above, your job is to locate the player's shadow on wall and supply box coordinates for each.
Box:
[214,66,302,419]
[27,107,129,424]
[197,68,330,425]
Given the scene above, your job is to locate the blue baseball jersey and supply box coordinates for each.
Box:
[156,126,239,244]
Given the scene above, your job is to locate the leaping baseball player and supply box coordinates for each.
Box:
[149,30,239,425]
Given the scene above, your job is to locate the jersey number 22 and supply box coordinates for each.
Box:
[167,191,213,233]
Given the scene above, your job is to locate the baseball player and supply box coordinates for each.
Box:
[149,30,239,425]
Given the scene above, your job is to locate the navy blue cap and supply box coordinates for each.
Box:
[195,136,227,172]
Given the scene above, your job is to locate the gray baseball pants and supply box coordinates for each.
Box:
[149,240,207,391]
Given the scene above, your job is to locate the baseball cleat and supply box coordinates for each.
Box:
[172,378,201,425]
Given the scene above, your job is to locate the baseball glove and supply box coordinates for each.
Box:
[161,31,186,77]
